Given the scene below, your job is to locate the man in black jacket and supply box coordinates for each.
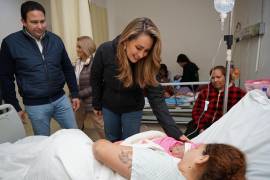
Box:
[0,1,80,135]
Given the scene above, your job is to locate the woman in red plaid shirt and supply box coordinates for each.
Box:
[185,65,246,138]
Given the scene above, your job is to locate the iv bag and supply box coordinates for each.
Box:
[214,0,235,31]
[214,0,235,14]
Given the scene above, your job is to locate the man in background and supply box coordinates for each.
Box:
[0,1,80,135]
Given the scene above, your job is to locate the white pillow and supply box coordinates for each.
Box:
[193,90,270,180]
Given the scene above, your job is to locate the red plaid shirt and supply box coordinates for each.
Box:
[192,84,245,130]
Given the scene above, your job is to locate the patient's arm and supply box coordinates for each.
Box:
[93,139,132,179]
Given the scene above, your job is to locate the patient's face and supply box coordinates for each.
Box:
[211,69,225,90]
[178,144,206,170]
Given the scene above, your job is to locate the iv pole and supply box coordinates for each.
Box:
[223,10,234,113]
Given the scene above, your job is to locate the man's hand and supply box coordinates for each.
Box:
[18,111,27,124]
[179,135,191,143]
[71,98,80,111]
[93,109,102,117]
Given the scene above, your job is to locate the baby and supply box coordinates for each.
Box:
[138,136,200,159]
[153,136,200,158]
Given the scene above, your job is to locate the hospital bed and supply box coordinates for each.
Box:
[0,90,270,179]
[0,104,26,143]
[142,81,209,124]
[117,90,270,179]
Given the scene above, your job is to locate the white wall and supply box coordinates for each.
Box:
[106,0,230,81]
[1,0,269,85]
[0,0,22,43]
[233,0,270,87]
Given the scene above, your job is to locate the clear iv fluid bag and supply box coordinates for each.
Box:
[214,0,235,14]
[214,0,235,31]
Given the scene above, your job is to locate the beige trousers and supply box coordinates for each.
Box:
[75,107,105,139]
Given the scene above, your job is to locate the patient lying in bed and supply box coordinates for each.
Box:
[0,129,246,180]
[0,90,269,180]
[94,138,246,180]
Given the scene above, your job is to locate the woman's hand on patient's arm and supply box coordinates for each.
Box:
[93,139,132,179]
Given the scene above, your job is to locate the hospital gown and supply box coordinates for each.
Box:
[131,147,184,180]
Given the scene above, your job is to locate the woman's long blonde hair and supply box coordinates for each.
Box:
[116,17,161,88]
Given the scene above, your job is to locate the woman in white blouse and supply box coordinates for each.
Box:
[74,36,105,139]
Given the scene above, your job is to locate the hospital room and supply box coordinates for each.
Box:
[0,0,270,179]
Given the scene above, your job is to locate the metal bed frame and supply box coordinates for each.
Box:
[142,81,209,124]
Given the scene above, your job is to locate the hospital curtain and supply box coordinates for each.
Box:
[89,1,109,47]
[50,0,93,63]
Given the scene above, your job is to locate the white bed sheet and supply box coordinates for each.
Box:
[0,90,269,180]
[0,129,125,180]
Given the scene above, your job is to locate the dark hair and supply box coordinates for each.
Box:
[209,66,226,76]
[210,65,232,82]
[21,1,45,20]
[160,64,168,77]
[200,144,246,180]
[157,63,169,82]
[177,54,190,63]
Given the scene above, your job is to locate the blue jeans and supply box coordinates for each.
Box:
[102,107,142,142]
[25,95,77,136]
